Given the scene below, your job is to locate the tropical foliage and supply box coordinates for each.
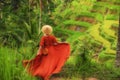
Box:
[0,0,120,80]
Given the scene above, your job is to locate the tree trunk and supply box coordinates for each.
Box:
[116,20,120,67]
[38,0,42,35]
[40,0,42,12]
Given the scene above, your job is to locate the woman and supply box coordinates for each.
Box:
[22,25,70,80]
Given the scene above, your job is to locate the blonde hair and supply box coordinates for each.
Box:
[41,25,53,35]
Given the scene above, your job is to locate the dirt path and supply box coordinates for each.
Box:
[50,77,98,80]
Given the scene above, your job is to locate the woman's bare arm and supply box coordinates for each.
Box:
[37,46,42,55]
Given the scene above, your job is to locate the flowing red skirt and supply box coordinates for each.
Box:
[22,43,70,79]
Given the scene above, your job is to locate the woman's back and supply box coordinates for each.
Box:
[40,35,57,47]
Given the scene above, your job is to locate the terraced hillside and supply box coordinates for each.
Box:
[53,0,120,63]
[0,0,120,80]
[88,20,118,55]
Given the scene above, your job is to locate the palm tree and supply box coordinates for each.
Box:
[0,0,55,47]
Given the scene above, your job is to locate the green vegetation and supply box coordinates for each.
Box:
[0,47,38,80]
[0,0,120,80]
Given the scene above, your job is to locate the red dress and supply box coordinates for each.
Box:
[22,35,70,79]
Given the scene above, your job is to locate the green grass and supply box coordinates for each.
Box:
[77,12,95,18]
[88,23,116,54]
[63,20,92,28]
[87,20,119,54]
[63,54,120,80]
[94,13,104,22]
[101,20,118,38]
[99,52,115,62]
[0,45,120,80]
[0,47,37,80]
[106,14,119,20]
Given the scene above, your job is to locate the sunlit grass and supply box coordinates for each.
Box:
[66,56,76,66]
[0,45,119,80]
[0,47,37,80]
[88,22,116,54]
[102,20,118,38]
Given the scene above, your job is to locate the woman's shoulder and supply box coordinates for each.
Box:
[49,35,56,38]
[41,35,55,38]
[41,34,56,38]
[50,35,55,37]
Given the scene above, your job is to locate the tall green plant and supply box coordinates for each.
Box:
[0,47,38,80]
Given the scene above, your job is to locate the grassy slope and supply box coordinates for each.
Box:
[0,47,37,80]
[102,20,118,38]
[88,20,117,54]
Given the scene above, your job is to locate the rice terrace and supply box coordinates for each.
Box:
[0,0,120,80]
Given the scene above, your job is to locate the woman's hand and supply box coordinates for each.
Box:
[53,43,58,45]
[37,46,41,55]
[37,52,39,55]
